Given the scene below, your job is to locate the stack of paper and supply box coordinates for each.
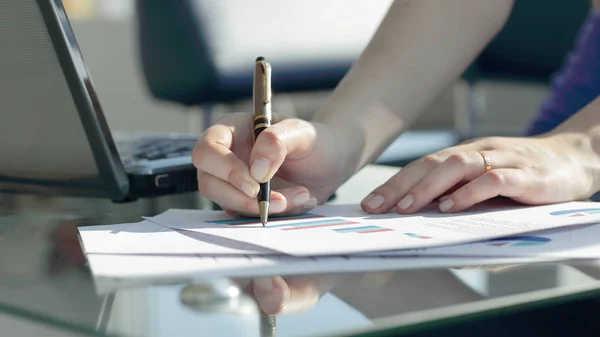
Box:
[78,199,600,294]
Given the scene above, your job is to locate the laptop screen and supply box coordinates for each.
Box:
[0,0,127,198]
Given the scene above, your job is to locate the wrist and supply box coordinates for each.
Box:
[311,115,365,189]
[312,102,407,180]
[549,129,600,197]
[585,125,600,195]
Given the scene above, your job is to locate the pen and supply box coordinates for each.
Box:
[253,56,272,227]
[260,310,276,337]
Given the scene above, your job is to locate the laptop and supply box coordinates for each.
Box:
[0,0,199,202]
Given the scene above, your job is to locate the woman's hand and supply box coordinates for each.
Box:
[361,132,600,214]
[192,113,349,217]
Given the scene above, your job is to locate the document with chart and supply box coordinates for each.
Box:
[143,201,600,256]
[367,222,600,259]
[78,200,600,293]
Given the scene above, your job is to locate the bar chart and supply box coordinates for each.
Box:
[205,213,323,226]
[269,218,360,231]
[333,225,393,234]
[207,214,396,235]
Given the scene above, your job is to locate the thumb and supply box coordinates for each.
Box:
[249,118,317,183]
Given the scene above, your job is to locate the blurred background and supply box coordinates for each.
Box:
[7,0,583,225]
[0,0,595,335]
[56,0,560,137]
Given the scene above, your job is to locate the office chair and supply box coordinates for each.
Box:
[136,0,590,169]
[135,0,460,170]
[136,0,388,125]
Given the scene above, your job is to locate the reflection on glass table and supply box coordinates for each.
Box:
[82,261,600,337]
[4,166,600,336]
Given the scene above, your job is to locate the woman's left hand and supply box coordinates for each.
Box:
[361,133,600,214]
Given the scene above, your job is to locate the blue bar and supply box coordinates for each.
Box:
[333,225,382,233]
[268,218,352,228]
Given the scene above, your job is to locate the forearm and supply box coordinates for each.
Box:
[312,0,514,181]
[548,95,600,135]
[550,97,600,194]
[552,96,600,136]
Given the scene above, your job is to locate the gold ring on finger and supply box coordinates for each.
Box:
[478,150,492,173]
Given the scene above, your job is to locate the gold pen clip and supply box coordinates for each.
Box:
[255,57,272,104]
[253,57,272,125]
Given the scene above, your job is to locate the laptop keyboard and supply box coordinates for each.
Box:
[116,136,198,162]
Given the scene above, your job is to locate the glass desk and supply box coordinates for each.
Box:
[3,165,600,337]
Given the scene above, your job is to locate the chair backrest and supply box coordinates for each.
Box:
[136,0,217,106]
[466,0,590,83]
[137,0,591,107]
[136,0,391,105]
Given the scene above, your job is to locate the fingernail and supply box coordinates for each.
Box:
[293,192,310,207]
[398,194,414,210]
[367,195,384,209]
[362,194,375,205]
[439,198,454,212]
[439,195,450,202]
[250,158,271,180]
[271,199,286,213]
[254,277,273,291]
[305,196,318,208]
[241,181,258,198]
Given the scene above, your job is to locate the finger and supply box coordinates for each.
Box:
[361,153,446,213]
[437,181,468,201]
[222,208,239,217]
[198,171,313,217]
[253,276,322,315]
[193,124,259,198]
[273,181,319,216]
[439,168,527,213]
[396,150,514,213]
[252,277,290,315]
[249,119,317,183]
[224,185,317,218]
[197,171,285,215]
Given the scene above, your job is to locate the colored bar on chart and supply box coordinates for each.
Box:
[272,218,359,230]
[513,241,546,246]
[333,225,393,234]
[550,208,600,216]
[206,213,322,226]
[403,233,432,239]
[485,236,551,247]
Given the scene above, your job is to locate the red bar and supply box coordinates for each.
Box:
[358,228,394,234]
[281,221,358,230]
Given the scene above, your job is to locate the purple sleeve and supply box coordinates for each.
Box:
[527,11,600,136]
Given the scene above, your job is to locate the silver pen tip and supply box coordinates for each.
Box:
[259,201,269,227]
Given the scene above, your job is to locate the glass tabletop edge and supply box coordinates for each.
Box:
[330,280,600,337]
[0,301,119,337]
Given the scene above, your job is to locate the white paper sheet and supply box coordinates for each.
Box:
[78,220,273,255]
[85,253,557,294]
[364,222,600,259]
[144,201,600,256]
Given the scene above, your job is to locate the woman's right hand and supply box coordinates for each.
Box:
[235,275,340,315]
[192,112,347,217]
